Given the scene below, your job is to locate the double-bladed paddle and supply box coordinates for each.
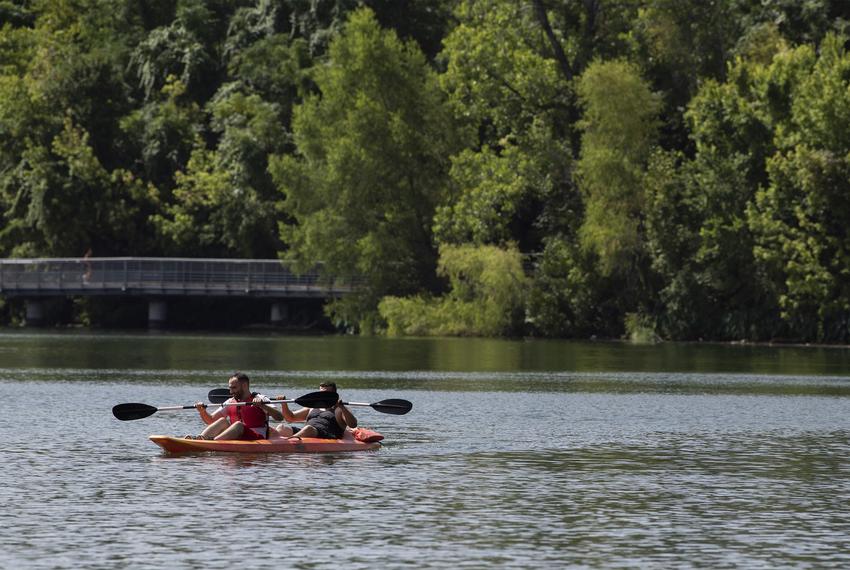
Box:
[112,391,337,421]
[343,398,413,415]
[208,389,413,415]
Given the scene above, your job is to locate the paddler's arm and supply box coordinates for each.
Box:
[194,402,222,425]
[275,394,310,423]
[336,402,357,429]
[252,395,283,421]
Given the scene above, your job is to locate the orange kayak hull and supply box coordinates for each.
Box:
[149,430,381,454]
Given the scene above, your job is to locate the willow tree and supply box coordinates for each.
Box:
[270,8,461,330]
[379,244,528,337]
[576,60,660,275]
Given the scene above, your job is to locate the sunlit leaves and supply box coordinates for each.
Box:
[379,244,528,337]
[152,85,287,257]
[751,142,850,339]
[441,0,565,139]
[130,21,215,102]
[576,58,660,276]
[436,0,576,254]
[682,32,850,340]
[119,76,203,189]
[13,117,158,256]
[271,8,460,325]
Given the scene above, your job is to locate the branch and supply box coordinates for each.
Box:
[531,0,574,81]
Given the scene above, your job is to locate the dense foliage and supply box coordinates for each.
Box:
[379,244,527,336]
[2,0,850,341]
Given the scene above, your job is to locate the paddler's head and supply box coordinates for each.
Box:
[319,382,340,407]
[228,372,251,399]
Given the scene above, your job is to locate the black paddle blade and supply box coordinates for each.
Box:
[293,391,339,409]
[371,399,413,415]
[112,403,158,421]
[207,388,230,404]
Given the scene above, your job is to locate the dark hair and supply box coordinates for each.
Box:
[319,382,337,392]
[231,372,250,384]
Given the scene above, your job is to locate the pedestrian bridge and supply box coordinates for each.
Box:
[0,257,358,326]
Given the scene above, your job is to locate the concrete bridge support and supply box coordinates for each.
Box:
[25,299,45,326]
[148,299,167,329]
[270,301,288,325]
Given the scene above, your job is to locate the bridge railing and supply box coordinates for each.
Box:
[0,257,357,297]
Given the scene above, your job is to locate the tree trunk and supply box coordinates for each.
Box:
[531,0,574,81]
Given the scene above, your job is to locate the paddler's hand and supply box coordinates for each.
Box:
[274,394,286,401]
[194,402,206,410]
[252,395,265,406]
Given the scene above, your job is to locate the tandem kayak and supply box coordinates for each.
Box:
[149,428,383,454]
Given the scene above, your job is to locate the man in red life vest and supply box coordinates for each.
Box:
[272,382,357,440]
[189,372,283,440]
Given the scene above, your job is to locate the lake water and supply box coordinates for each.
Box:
[2,331,850,568]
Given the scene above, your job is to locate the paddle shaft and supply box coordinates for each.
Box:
[207,389,412,414]
[154,399,305,412]
[155,404,206,412]
[219,398,292,407]
[207,390,338,409]
[114,398,314,421]
[201,398,303,409]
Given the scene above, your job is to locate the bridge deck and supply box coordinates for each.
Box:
[0,258,354,298]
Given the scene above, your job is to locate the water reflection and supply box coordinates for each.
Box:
[4,365,850,397]
[3,330,850,377]
[151,450,376,469]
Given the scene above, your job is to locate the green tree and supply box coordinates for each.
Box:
[10,117,158,256]
[525,236,622,338]
[0,1,160,256]
[434,126,572,249]
[379,244,528,337]
[643,149,782,340]
[368,0,454,61]
[119,76,204,192]
[645,31,850,342]
[748,35,850,340]
[270,8,461,329]
[575,58,661,277]
[640,37,809,341]
[151,3,319,259]
[529,0,641,84]
[128,0,235,104]
[436,0,577,252]
[153,88,287,257]
[734,0,850,47]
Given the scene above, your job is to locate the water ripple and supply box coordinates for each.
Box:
[2,375,850,568]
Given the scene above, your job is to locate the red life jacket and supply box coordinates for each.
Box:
[225,392,268,436]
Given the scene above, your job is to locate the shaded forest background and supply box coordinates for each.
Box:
[2,0,850,341]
